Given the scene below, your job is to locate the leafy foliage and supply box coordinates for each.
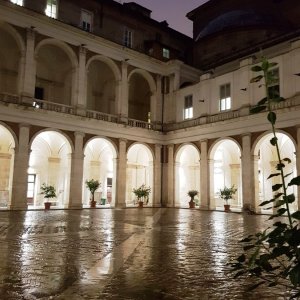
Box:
[218,185,237,204]
[40,183,57,199]
[187,190,199,200]
[231,58,300,298]
[133,184,151,203]
[85,179,100,203]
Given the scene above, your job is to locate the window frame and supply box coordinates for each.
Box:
[184,95,193,120]
[162,48,170,59]
[219,83,231,111]
[45,0,58,18]
[10,0,23,5]
[124,27,133,48]
[81,9,93,32]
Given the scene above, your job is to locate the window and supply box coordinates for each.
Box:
[268,68,280,99]
[163,48,170,59]
[27,174,36,199]
[124,28,133,48]
[81,10,93,32]
[45,0,57,18]
[10,0,23,5]
[219,83,231,111]
[184,95,193,119]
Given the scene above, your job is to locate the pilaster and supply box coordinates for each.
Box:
[200,139,209,210]
[167,144,174,207]
[9,123,30,210]
[153,144,162,207]
[68,131,85,209]
[115,138,127,208]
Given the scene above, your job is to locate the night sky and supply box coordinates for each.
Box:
[128,0,210,37]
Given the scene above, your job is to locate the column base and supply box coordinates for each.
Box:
[68,203,83,209]
[7,204,28,210]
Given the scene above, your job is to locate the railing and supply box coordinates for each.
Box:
[0,93,19,104]
[0,92,299,132]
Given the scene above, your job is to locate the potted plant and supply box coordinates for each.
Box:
[85,179,100,208]
[133,184,151,208]
[187,190,198,208]
[219,185,237,212]
[40,183,57,209]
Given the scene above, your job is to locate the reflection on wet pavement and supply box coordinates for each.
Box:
[0,208,285,299]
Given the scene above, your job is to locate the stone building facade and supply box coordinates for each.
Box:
[0,0,299,213]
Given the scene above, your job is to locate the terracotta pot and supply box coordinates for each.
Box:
[224,204,231,212]
[90,200,96,208]
[44,202,51,210]
[138,201,143,208]
[189,201,195,208]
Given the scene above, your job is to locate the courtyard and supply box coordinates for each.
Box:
[0,208,287,299]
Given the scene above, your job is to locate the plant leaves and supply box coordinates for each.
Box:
[250,75,263,83]
[251,66,263,72]
[267,112,276,125]
[276,163,285,170]
[272,184,282,191]
[257,97,267,106]
[250,106,266,114]
[283,158,291,164]
[288,176,300,186]
[270,137,277,146]
[267,173,280,179]
[291,211,300,220]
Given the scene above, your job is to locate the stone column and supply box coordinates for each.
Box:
[241,133,255,211]
[208,159,216,210]
[117,61,129,121]
[154,74,162,127]
[20,28,36,104]
[200,139,209,209]
[9,124,30,210]
[115,138,127,208]
[68,132,85,209]
[76,46,87,115]
[167,144,174,207]
[153,144,162,207]
[230,164,241,207]
[296,127,300,209]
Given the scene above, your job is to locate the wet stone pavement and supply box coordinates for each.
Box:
[0,208,287,299]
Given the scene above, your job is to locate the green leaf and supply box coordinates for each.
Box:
[284,194,295,204]
[267,173,280,179]
[277,208,287,216]
[251,65,263,72]
[270,137,277,146]
[272,184,282,191]
[250,75,263,83]
[284,172,293,178]
[276,163,285,170]
[274,192,283,199]
[250,105,266,114]
[262,59,269,70]
[289,265,300,287]
[288,176,300,186]
[291,211,300,220]
[259,199,274,206]
[267,112,276,125]
[269,62,278,68]
[283,158,291,164]
[257,97,267,106]
[237,254,246,262]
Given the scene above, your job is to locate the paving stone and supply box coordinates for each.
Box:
[0,208,288,299]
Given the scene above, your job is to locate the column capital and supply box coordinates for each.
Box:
[74,131,85,138]
[119,138,128,144]
[26,27,36,40]
[79,45,87,55]
[167,143,174,149]
[19,123,31,129]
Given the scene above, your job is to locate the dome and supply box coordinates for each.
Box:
[196,10,277,41]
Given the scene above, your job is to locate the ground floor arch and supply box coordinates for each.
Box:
[254,132,298,213]
[126,144,154,206]
[175,144,200,208]
[0,124,15,208]
[83,138,117,207]
[210,139,242,210]
[28,131,72,208]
